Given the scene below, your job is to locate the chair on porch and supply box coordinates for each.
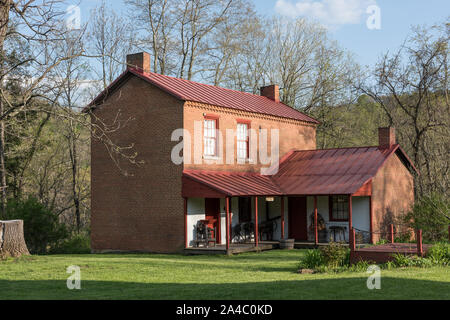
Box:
[232,222,255,243]
[308,212,328,242]
[194,221,216,248]
[232,223,244,243]
[259,219,277,241]
[329,226,347,242]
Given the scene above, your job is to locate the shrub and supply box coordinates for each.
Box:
[320,241,349,269]
[4,197,68,254]
[426,243,450,265]
[403,193,449,242]
[300,249,324,269]
[299,242,350,272]
[391,253,412,267]
[49,233,91,254]
[348,260,372,272]
[391,254,434,268]
[384,261,395,270]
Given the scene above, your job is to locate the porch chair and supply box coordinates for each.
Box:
[194,221,216,248]
[329,226,347,242]
[259,219,277,241]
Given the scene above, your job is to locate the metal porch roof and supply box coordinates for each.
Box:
[182,144,415,197]
[272,145,399,195]
[183,170,282,197]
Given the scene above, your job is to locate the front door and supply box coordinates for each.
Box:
[205,198,221,244]
[288,197,308,241]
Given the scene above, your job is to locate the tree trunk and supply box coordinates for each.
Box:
[0,0,11,218]
[0,220,30,258]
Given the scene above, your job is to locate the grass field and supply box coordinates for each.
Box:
[0,249,449,300]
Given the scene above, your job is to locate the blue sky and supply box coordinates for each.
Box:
[76,0,449,69]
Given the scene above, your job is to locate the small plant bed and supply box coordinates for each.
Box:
[299,242,450,274]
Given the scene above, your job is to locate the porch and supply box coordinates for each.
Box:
[182,170,374,253]
[183,195,371,247]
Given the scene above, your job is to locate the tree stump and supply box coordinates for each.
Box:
[0,220,30,258]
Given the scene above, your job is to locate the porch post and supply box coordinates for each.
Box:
[389,224,395,243]
[350,228,356,252]
[280,196,285,240]
[226,197,230,251]
[184,197,188,248]
[369,196,374,244]
[254,196,259,247]
[314,196,319,245]
[314,196,318,245]
[348,195,353,244]
[417,229,423,257]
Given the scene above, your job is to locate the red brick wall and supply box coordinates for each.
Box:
[90,74,317,253]
[371,153,414,243]
[378,127,396,147]
[183,101,317,173]
[90,75,184,253]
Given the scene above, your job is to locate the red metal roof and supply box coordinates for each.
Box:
[183,170,282,196]
[85,68,319,124]
[272,146,398,195]
[182,144,416,196]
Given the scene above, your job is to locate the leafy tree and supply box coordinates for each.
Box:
[359,23,449,197]
[404,193,450,242]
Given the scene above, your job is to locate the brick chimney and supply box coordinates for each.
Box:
[126,52,151,73]
[378,127,396,147]
[260,85,280,102]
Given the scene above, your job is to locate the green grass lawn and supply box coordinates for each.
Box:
[0,249,449,300]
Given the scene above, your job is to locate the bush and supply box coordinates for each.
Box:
[49,233,91,254]
[426,243,450,265]
[348,260,372,272]
[391,253,413,267]
[391,254,434,268]
[4,197,68,254]
[403,193,450,242]
[300,249,324,269]
[320,241,349,269]
[299,242,350,272]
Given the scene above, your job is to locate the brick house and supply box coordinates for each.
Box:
[85,52,417,253]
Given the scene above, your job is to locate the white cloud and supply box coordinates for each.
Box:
[275,0,377,26]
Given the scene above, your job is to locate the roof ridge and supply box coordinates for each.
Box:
[292,145,393,152]
[133,69,319,124]
[147,71,260,98]
[183,169,263,176]
[86,68,318,124]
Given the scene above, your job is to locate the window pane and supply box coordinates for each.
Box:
[204,119,217,156]
[332,196,349,220]
[237,123,248,159]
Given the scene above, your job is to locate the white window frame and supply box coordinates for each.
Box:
[237,122,249,160]
[203,118,218,157]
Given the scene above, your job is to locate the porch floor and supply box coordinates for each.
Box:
[184,240,354,255]
[184,242,278,255]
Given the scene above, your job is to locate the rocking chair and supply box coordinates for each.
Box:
[194,220,216,248]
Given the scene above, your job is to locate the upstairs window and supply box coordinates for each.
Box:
[329,195,349,221]
[237,122,249,160]
[204,117,218,157]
